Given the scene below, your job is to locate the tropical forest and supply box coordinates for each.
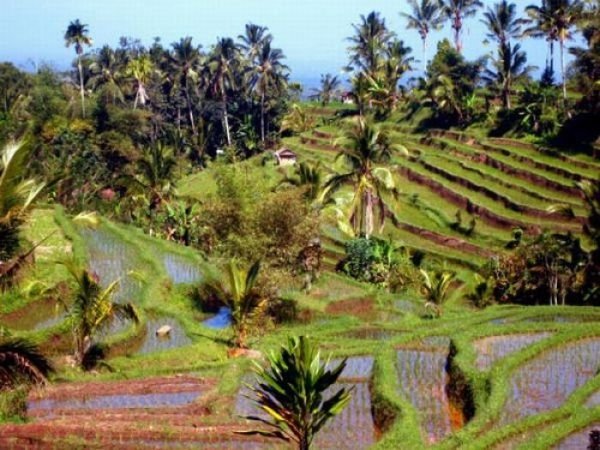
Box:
[0,0,599,448]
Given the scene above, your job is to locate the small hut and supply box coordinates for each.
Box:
[273,147,297,166]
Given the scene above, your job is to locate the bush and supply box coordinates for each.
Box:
[0,386,27,422]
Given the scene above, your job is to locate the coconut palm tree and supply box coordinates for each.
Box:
[209,38,240,146]
[169,37,201,135]
[524,0,584,100]
[326,117,407,238]
[88,45,124,104]
[348,11,394,75]
[484,42,532,109]
[64,19,93,117]
[240,335,352,450]
[62,260,139,366]
[401,0,445,73]
[197,260,265,349]
[278,162,333,207]
[421,269,456,317]
[0,141,44,262]
[0,338,53,389]
[313,74,341,105]
[125,54,154,109]
[280,104,316,135]
[250,41,288,143]
[238,23,272,60]
[438,0,483,53]
[482,0,525,46]
[130,141,177,210]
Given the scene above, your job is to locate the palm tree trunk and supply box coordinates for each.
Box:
[560,38,567,101]
[184,79,196,136]
[260,91,266,144]
[422,38,428,76]
[223,95,232,147]
[77,55,86,117]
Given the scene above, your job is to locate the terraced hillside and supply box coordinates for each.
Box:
[287,107,595,275]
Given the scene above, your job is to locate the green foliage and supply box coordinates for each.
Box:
[420,269,456,317]
[0,338,53,390]
[240,335,352,450]
[0,386,28,422]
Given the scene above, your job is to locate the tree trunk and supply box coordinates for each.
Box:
[260,91,266,144]
[223,97,232,147]
[422,38,428,76]
[560,38,567,101]
[454,13,462,53]
[185,79,196,136]
[78,56,86,117]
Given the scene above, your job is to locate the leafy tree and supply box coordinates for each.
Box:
[0,63,30,120]
[438,0,484,53]
[401,0,445,73]
[327,117,407,238]
[420,269,456,316]
[62,260,139,366]
[0,338,53,389]
[198,260,266,349]
[524,0,584,100]
[240,335,352,450]
[64,19,93,117]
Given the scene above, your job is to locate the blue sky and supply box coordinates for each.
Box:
[1,0,577,84]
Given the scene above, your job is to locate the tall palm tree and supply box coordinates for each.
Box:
[438,0,483,53]
[483,1,525,45]
[313,73,341,105]
[240,336,352,450]
[87,45,124,104]
[0,141,44,262]
[326,117,407,238]
[238,23,272,60]
[348,11,394,75]
[0,338,53,389]
[524,0,584,99]
[64,20,93,117]
[484,42,532,109]
[482,1,529,109]
[250,41,288,143]
[197,260,265,349]
[209,38,239,146]
[170,37,201,135]
[401,0,445,73]
[62,260,139,366]
[125,54,154,109]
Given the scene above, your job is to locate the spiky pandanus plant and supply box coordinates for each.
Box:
[239,335,353,450]
[421,269,456,317]
[0,338,53,390]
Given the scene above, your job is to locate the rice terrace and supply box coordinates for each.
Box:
[0,0,599,449]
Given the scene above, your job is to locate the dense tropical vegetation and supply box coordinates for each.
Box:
[0,1,599,448]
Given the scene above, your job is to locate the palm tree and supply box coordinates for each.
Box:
[209,38,240,146]
[0,141,44,262]
[279,162,333,207]
[169,37,201,135]
[62,260,139,366]
[240,336,353,450]
[125,54,154,109]
[238,23,272,60]
[280,104,316,134]
[313,74,341,105]
[64,20,93,117]
[87,45,124,104]
[524,0,584,100]
[401,0,445,73]
[0,338,53,389]
[420,269,456,317]
[348,12,394,75]
[197,260,265,349]
[482,0,525,46]
[250,41,288,143]
[326,117,407,238]
[438,0,483,53]
[130,141,177,209]
[484,42,532,109]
